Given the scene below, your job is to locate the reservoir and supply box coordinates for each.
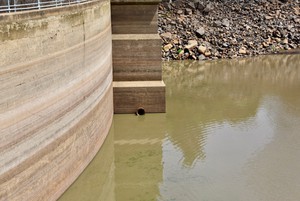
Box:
[59,54,300,201]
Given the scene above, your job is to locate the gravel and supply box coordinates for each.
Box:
[158,0,300,60]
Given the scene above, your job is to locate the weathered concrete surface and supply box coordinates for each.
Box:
[111,0,165,114]
[111,2,158,34]
[112,34,162,81]
[0,1,113,200]
[113,81,165,113]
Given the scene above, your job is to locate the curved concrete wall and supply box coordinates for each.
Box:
[0,1,113,200]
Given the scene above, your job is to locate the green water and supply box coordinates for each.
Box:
[59,54,300,201]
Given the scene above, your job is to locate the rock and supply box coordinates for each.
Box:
[265,15,273,20]
[204,50,212,57]
[164,43,173,52]
[287,25,294,31]
[294,18,300,23]
[177,10,183,14]
[187,2,195,9]
[214,50,221,58]
[294,7,300,15]
[198,45,207,54]
[213,20,222,27]
[185,40,198,50]
[275,38,281,42]
[161,32,172,39]
[203,2,213,14]
[173,39,179,44]
[239,47,247,54]
[193,0,204,10]
[195,27,205,38]
[289,43,297,49]
[191,55,197,60]
[185,8,193,15]
[222,18,230,27]
[245,25,251,30]
[262,42,269,48]
[198,54,206,60]
[222,43,229,48]
[231,54,238,59]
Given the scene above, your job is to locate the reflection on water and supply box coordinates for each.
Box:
[59,54,300,201]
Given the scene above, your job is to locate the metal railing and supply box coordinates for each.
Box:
[0,0,91,13]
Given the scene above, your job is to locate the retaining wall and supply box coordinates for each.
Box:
[0,1,113,200]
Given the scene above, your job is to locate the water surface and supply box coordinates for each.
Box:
[59,54,300,201]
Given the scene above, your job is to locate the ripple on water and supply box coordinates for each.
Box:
[59,55,300,201]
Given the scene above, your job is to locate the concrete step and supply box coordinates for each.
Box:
[112,34,162,81]
[113,81,166,114]
[111,1,160,34]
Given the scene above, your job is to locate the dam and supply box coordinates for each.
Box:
[0,0,165,200]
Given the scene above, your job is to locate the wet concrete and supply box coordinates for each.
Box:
[59,54,300,201]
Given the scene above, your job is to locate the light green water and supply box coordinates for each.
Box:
[59,54,300,201]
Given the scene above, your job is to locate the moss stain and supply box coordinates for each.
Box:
[0,20,48,42]
[60,11,84,27]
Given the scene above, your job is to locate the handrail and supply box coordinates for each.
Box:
[0,0,92,13]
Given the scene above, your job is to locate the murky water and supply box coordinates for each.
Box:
[59,54,300,201]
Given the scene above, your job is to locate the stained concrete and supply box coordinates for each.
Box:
[0,1,113,200]
[112,34,162,81]
[113,81,166,114]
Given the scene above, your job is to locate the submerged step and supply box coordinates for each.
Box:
[113,81,166,114]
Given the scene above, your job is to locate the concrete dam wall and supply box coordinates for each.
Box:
[0,1,113,200]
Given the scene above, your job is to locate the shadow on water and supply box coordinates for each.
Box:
[59,54,300,201]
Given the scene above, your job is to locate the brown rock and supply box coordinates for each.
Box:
[239,47,247,54]
[275,38,281,42]
[198,45,207,54]
[262,42,269,48]
[294,7,300,15]
[161,32,172,39]
[265,15,273,20]
[204,50,211,57]
[185,40,198,50]
[164,44,173,51]
[173,39,179,45]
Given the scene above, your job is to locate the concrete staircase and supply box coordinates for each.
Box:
[111,0,166,114]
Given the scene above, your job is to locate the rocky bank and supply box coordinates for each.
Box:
[158,0,300,60]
